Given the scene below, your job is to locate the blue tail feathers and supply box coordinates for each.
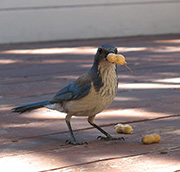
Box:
[12,100,50,113]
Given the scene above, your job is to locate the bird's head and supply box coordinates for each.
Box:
[93,44,132,72]
[95,44,118,62]
[95,44,126,65]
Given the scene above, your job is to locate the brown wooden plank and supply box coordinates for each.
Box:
[0,34,180,171]
[0,116,179,171]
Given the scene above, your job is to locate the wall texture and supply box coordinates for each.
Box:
[0,0,180,44]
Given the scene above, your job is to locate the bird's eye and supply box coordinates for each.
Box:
[98,48,102,54]
[115,49,118,54]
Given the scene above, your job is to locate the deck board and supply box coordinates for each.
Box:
[0,34,180,172]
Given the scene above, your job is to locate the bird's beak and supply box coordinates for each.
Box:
[107,53,126,65]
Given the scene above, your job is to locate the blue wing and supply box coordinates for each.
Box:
[50,74,92,103]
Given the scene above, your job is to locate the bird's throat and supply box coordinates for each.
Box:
[97,61,118,97]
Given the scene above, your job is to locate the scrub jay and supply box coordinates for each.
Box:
[12,44,125,145]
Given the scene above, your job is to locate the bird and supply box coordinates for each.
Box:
[12,44,125,145]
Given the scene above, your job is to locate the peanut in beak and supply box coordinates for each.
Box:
[107,53,133,73]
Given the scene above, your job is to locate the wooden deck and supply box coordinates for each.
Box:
[0,34,180,172]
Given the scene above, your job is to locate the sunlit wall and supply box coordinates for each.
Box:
[0,0,180,44]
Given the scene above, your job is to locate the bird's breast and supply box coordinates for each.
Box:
[63,62,118,117]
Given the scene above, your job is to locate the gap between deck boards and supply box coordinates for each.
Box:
[39,146,180,172]
[4,113,180,142]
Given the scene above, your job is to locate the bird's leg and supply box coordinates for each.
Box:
[88,116,124,141]
[65,115,87,145]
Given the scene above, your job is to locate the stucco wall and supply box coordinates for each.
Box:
[0,0,180,44]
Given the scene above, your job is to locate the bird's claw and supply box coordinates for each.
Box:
[97,136,125,141]
[66,140,88,145]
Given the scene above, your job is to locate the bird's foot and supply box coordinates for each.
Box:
[66,140,88,145]
[97,136,125,141]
